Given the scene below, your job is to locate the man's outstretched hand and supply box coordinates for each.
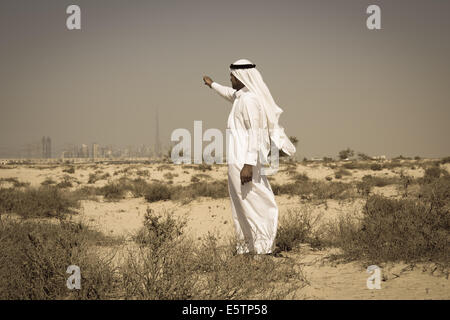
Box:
[240,164,253,185]
[203,76,213,88]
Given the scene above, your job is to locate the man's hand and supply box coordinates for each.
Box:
[240,164,253,185]
[203,76,213,88]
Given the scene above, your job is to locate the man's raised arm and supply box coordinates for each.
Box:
[203,76,236,102]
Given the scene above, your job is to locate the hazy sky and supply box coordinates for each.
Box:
[1,0,449,158]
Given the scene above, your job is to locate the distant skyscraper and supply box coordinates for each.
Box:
[46,137,51,158]
[81,144,89,158]
[42,137,46,158]
[92,143,99,159]
[42,136,51,158]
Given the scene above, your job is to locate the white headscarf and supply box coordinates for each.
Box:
[230,59,296,156]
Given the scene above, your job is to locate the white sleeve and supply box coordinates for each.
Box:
[242,97,261,166]
[211,82,236,102]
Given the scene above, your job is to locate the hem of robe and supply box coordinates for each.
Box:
[228,163,278,256]
[235,239,276,255]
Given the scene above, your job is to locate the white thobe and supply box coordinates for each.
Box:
[211,82,278,254]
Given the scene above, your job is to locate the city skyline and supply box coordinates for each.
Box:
[1,1,449,159]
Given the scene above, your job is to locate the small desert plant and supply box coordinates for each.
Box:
[325,185,449,264]
[135,169,150,177]
[422,166,444,184]
[134,208,187,250]
[196,163,212,171]
[370,163,382,171]
[123,211,305,300]
[291,173,309,182]
[276,208,323,251]
[163,172,175,180]
[338,148,354,160]
[157,164,174,171]
[356,175,400,197]
[56,175,76,188]
[41,177,57,186]
[441,156,450,164]
[358,153,372,160]
[334,168,351,179]
[143,183,172,202]
[88,172,110,184]
[62,166,75,174]
[0,186,80,218]
[0,219,118,299]
[0,177,29,188]
[123,209,196,299]
[99,182,126,201]
[272,180,354,200]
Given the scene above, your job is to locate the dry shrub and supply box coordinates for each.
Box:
[441,156,450,165]
[370,163,382,171]
[272,180,354,200]
[194,234,304,299]
[334,168,352,180]
[0,219,118,299]
[276,208,324,251]
[122,209,195,299]
[62,166,75,174]
[143,183,173,202]
[422,165,447,184]
[157,164,174,171]
[88,172,110,184]
[325,177,449,264]
[122,210,305,300]
[143,180,228,203]
[291,173,309,182]
[99,182,127,201]
[41,177,56,186]
[135,169,150,177]
[0,186,80,218]
[356,175,400,197]
[0,177,30,188]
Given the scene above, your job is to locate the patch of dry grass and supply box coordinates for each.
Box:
[0,219,119,299]
[121,209,306,299]
[0,186,80,218]
[323,176,450,265]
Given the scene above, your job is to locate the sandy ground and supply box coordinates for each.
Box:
[1,160,449,300]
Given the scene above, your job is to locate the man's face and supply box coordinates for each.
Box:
[230,73,244,90]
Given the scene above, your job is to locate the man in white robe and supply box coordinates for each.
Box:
[203,59,296,255]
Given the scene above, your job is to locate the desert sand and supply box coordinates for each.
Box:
[0,160,449,299]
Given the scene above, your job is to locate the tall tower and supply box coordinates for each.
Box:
[155,107,161,157]
[42,136,47,159]
[92,143,99,159]
[46,137,51,158]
